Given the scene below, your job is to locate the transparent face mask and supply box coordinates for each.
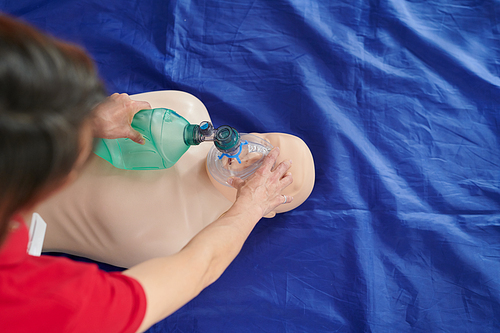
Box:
[206,134,273,187]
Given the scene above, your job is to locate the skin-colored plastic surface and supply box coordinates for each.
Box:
[36,91,315,268]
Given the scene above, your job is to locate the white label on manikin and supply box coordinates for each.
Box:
[27,213,47,256]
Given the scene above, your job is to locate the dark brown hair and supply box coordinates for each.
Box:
[0,15,106,245]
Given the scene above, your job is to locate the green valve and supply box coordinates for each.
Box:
[214,125,240,153]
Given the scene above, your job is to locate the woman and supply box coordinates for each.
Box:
[0,14,292,332]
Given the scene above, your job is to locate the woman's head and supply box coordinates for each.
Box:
[0,15,106,245]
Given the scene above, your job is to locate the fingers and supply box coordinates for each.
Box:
[133,100,152,112]
[92,93,154,142]
[227,145,294,216]
[231,147,293,191]
[281,194,294,205]
[114,93,151,112]
[280,171,293,188]
[278,171,293,207]
[258,147,292,179]
[275,160,293,207]
[227,177,244,189]
[260,147,280,171]
[275,159,292,179]
[128,129,146,145]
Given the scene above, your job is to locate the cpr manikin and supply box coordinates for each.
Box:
[37,91,315,268]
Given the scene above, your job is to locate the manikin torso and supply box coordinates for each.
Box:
[36,91,315,268]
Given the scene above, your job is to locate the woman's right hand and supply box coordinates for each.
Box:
[228,147,293,218]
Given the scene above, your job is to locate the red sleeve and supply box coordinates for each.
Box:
[65,263,148,333]
[0,221,147,333]
[31,257,148,333]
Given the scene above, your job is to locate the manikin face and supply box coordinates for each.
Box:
[220,146,264,171]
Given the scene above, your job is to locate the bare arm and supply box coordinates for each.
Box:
[123,147,293,333]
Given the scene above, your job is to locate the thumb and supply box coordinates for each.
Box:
[227,177,244,189]
[128,128,145,145]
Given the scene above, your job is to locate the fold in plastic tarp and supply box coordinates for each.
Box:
[2,1,500,332]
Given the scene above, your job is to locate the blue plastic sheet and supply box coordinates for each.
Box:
[2,1,500,332]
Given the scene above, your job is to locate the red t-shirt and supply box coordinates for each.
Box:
[0,216,147,332]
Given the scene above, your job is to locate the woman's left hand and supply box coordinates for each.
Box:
[90,93,151,144]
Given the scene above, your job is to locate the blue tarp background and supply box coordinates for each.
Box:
[2,1,500,332]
